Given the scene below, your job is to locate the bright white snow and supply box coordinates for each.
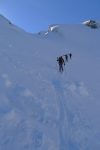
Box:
[0,15,100,150]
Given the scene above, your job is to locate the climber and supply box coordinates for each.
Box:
[57,56,65,72]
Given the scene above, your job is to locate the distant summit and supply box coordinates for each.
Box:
[83,20,100,29]
[38,24,60,36]
[48,24,59,32]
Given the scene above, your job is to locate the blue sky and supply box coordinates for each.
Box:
[0,0,100,32]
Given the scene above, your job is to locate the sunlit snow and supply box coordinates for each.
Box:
[0,15,100,150]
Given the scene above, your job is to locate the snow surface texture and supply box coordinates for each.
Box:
[0,15,100,150]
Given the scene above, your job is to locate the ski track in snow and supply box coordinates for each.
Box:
[0,70,92,150]
[52,74,95,150]
[0,58,98,150]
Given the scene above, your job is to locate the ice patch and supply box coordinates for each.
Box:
[78,82,89,96]
[8,44,13,48]
[22,89,33,97]
[5,79,12,87]
[2,74,8,79]
[68,82,89,97]
[4,110,20,125]
[68,83,77,93]
[1,74,12,87]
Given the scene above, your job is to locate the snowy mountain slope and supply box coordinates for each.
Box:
[0,15,100,150]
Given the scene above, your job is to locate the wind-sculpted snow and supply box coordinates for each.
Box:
[0,15,100,150]
[1,72,100,150]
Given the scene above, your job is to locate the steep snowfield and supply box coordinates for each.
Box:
[0,15,100,150]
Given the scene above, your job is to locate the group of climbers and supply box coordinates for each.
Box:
[57,53,72,73]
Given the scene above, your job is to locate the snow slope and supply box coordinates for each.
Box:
[0,15,100,150]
